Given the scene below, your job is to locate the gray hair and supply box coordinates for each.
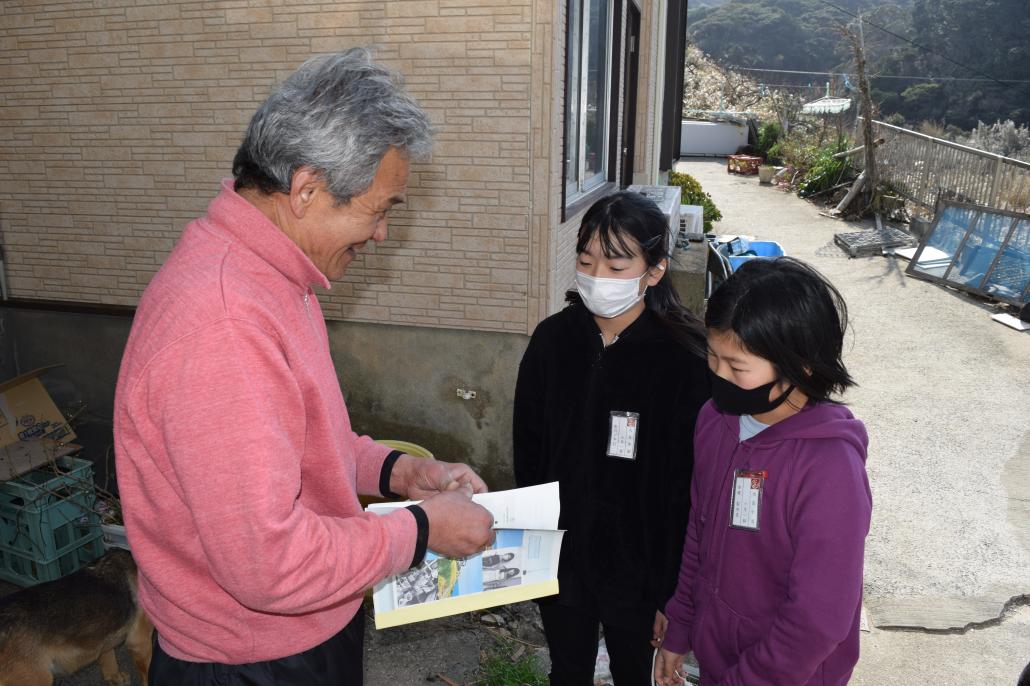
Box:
[232,47,432,204]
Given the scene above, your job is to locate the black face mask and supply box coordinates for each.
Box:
[709,369,795,416]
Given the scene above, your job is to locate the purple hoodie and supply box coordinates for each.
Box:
[664,400,871,685]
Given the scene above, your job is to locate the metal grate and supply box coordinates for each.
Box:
[833,227,915,257]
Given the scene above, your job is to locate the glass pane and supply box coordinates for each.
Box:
[911,206,976,278]
[982,218,1030,303]
[583,0,609,186]
[946,212,1012,288]
[564,0,582,198]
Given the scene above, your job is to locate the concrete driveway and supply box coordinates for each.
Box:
[676,158,1030,685]
[33,159,1030,686]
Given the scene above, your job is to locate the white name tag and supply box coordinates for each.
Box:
[730,469,766,531]
[607,411,640,460]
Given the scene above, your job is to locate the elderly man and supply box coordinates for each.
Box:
[114,48,494,685]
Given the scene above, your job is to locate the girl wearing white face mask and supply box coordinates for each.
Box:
[514,191,710,685]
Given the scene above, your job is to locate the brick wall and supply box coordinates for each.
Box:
[0,0,540,333]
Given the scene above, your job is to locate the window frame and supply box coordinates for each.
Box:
[562,0,619,221]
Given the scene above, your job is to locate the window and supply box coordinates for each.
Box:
[907,202,1030,306]
[564,0,613,208]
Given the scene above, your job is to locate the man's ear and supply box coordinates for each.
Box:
[287,166,323,218]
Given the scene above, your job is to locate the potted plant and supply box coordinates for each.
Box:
[667,171,723,232]
[758,165,776,184]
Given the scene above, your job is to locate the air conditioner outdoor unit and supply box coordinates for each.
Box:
[626,184,682,257]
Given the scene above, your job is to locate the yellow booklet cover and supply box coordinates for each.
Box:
[367,483,563,629]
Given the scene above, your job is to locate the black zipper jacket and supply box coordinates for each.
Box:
[514,302,710,630]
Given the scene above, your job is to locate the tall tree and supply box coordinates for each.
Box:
[877,0,1030,127]
[688,0,1030,129]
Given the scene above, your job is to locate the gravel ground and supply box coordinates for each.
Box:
[676,158,1030,684]
[852,605,1030,685]
[677,158,1030,603]
[29,159,1030,685]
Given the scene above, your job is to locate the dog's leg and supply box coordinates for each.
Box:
[98,649,130,686]
[125,609,155,686]
[0,661,54,686]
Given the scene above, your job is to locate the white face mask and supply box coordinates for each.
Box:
[575,271,648,318]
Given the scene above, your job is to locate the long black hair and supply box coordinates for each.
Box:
[568,191,706,357]
[705,257,856,402]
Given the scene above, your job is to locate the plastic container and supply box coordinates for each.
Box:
[0,533,104,586]
[726,240,786,272]
[359,441,435,509]
[0,455,94,507]
[377,440,434,459]
[101,523,130,551]
[0,455,104,586]
[0,486,98,560]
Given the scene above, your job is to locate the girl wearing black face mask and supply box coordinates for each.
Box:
[655,257,871,686]
[513,192,710,685]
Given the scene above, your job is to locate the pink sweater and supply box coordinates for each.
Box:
[114,180,417,663]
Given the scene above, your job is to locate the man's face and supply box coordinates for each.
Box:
[295,147,410,281]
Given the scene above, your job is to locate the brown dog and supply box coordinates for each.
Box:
[0,548,153,686]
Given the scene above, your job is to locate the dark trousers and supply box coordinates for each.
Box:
[538,599,653,685]
[149,610,365,685]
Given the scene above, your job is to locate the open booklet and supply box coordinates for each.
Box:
[365,482,563,629]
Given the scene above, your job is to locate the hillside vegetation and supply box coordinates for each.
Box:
[688,0,1030,130]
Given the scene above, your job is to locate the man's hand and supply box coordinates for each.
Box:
[654,647,687,686]
[390,455,488,500]
[418,485,494,558]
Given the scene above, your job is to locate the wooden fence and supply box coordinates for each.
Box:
[855,119,1030,215]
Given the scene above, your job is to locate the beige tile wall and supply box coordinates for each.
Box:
[527,0,561,327]
[0,0,541,333]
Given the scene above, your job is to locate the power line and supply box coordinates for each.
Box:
[727,66,1030,85]
[758,84,827,90]
[809,0,1030,99]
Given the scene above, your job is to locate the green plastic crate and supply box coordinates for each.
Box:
[0,532,104,586]
[0,455,94,507]
[0,455,103,586]
[0,486,100,561]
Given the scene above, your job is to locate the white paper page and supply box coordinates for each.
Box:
[991,313,1030,331]
[894,245,949,262]
[474,482,559,529]
[367,481,560,530]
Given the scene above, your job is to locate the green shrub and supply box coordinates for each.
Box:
[756,122,783,162]
[884,112,906,127]
[797,136,853,198]
[668,171,723,231]
[769,126,825,172]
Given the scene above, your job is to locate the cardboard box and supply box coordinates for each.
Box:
[0,367,78,480]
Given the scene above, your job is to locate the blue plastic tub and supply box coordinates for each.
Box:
[726,240,785,272]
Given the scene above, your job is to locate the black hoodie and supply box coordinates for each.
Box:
[514,302,710,630]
